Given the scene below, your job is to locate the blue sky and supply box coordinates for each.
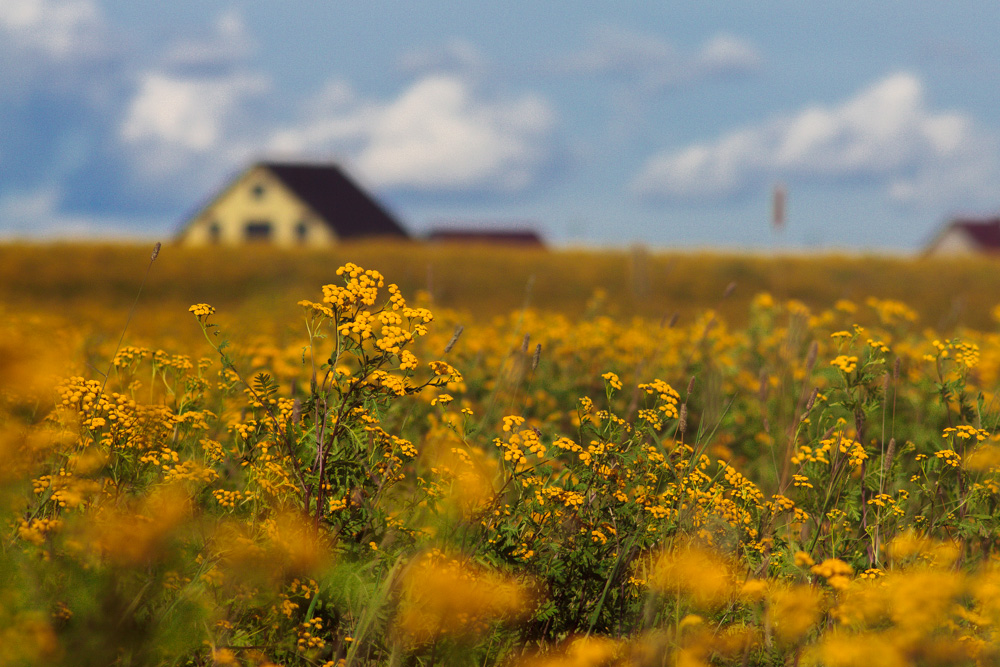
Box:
[2,1,999,250]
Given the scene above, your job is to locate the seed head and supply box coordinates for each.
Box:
[805,387,818,413]
[883,438,896,473]
[444,325,464,353]
[805,341,818,374]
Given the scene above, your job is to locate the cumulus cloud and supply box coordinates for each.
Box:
[0,0,105,60]
[161,9,255,71]
[632,73,1000,209]
[113,16,559,199]
[552,28,762,90]
[268,74,556,193]
[696,34,764,77]
[109,8,279,189]
[0,186,141,238]
[119,70,271,178]
[121,72,268,152]
[0,0,118,103]
[0,0,125,208]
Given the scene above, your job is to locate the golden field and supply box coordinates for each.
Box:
[2,242,1000,666]
[3,241,1000,333]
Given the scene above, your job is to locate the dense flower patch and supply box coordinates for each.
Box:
[2,261,1000,666]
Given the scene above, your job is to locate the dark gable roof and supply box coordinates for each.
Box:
[953,217,1000,250]
[263,162,409,238]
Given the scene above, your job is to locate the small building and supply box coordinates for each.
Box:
[177,162,409,247]
[426,226,545,247]
[923,217,1000,257]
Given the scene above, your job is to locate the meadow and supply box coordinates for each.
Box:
[3,241,1000,666]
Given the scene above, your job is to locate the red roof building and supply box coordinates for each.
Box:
[426,227,545,247]
[923,217,1000,257]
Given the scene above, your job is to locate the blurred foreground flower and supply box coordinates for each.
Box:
[518,636,621,667]
[81,483,193,567]
[395,552,531,646]
[647,542,736,608]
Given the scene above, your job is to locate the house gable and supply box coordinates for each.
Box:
[924,217,1000,257]
[926,227,981,256]
[177,162,408,247]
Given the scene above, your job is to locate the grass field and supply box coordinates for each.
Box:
[3,242,1000,666]
[3,241,1000,332]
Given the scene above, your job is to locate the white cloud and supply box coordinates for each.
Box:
[0,187,146,238]
[696,34,764,77]
[552,28,762,89]
[632,73,1000,209]
[111,9,273,186]
[119,71,270,177]
[269,74,556,192]
[162,9,255,70]
[0,0,105,60]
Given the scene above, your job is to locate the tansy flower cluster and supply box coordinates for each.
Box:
[6,255,1000,666]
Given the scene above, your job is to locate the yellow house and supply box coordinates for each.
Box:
[177,162,409,247]
[923,217,1000,257]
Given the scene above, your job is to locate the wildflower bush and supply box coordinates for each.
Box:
[4,256,1000,665]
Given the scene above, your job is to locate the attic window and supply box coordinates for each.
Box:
[208,221,221,244]
[251,184,266,199]
[244,220,272,241]
[295,221,308,244]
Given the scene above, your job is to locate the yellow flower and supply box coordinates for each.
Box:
[740,579,768,600]
[679,613,703,629]
[830,355,858,374]
[811,558,853,590]
[792,474,813,489]
[769,584,823,645]
[431,393,453,406]
[647,542,736,608]
[395,553,529,645]
[502,415,526,432]
[601,371,623,391]
[188,303,215,320]
[210,647,240,666]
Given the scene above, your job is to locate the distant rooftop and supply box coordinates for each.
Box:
[923,216,1000,257]
[949,217,1000,249]
[262,162,409,238]
[427,225,544,246]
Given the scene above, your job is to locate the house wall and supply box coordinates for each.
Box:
[924,229,978,257]
[179,166,336,248]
